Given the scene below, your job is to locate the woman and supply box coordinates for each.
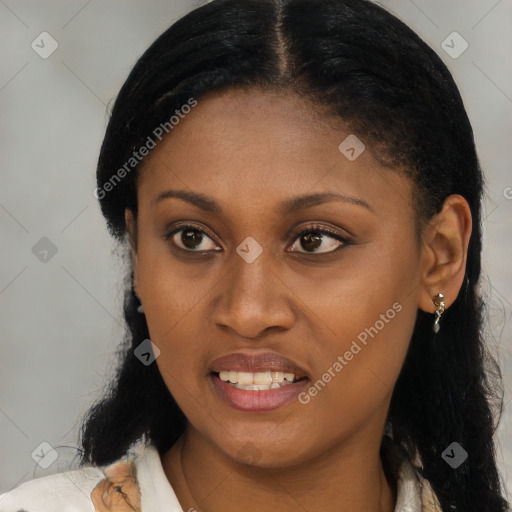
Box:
[1,0,509,510]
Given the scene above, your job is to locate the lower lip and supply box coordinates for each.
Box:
[210,374,309,412]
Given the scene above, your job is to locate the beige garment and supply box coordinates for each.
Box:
[381,435,443,512]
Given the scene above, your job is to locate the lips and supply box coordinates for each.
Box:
[209,350,309,379]
[208,350,310,412]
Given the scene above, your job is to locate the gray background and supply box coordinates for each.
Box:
[1,0,511,500]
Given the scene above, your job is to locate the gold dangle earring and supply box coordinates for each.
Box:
[432,293,445,334]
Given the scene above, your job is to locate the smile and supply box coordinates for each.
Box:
[210,372,309,411]
[208,350,310,411]
[217,370,298,390]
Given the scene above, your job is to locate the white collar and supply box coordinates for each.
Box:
[381,435,442,512]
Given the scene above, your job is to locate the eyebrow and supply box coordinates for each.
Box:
[153,189,372,215]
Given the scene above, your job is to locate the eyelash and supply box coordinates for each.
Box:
[163,222,351,255]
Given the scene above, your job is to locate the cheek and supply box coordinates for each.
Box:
[136,239,215,341]
[298,238,421,419]
[302,300,416,442]
[150,312,212,424]
[134,234,215,397]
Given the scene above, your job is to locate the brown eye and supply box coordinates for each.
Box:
[288,226,349,254]
[165,223,221,252]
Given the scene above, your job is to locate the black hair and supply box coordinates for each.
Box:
[80,1,509,510]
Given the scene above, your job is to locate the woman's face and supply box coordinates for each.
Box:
[128,89,425,467]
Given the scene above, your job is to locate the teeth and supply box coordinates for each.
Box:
[272,372,284,383]
[232,381,292,391]
[253,372,272,385]
[217,370,297,388]
[237,372,253,386]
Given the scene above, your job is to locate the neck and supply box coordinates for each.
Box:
[162,426,397,512]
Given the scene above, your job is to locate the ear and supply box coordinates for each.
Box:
[418,194,472,314]
[125,208,140,298]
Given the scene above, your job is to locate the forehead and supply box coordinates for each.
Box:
[136,88,414,221]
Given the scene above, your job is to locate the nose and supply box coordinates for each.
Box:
[211,250,296,339]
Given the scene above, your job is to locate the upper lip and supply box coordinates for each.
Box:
[210,350,309,379]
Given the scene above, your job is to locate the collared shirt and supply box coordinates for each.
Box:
[0,437,442,511]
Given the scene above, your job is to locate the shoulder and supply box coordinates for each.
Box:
[381,435,443,512]
[0,465,105,512]
[0,444,148,512]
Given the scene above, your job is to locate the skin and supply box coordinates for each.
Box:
[125,88,472,512]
